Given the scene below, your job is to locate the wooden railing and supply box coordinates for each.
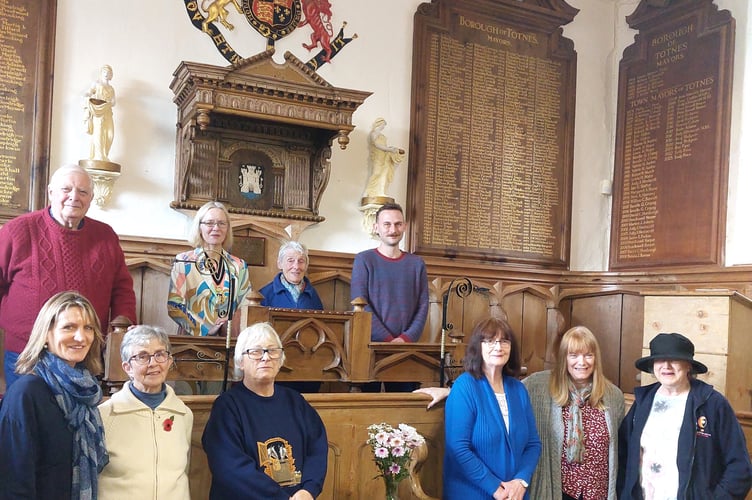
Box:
[103,296,466,393]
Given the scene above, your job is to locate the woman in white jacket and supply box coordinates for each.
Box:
[98,325,193,500]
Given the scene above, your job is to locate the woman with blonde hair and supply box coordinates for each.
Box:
[0,291,109,499]
[523,326,625,500]
[168,200,252,337]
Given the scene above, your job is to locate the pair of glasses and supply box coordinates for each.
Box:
[200,220,228,228]
[482,339,511,349]
[129,350,171,365]
[244,348,283,360]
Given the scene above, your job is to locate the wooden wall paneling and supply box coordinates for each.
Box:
[570,294,624,387]
[501,292,525,373]
[521,293,548,375]
[559,297,573,332]
[129,268,144,325]
[308,270,351,312]
[462,285,494,334]
[441,279,492,344]
[619,293,644,391]
[142,267,174,332]
[421,278,442,344]
[186,397,214,500]
[0,0,56,219]
[729,298,752,412]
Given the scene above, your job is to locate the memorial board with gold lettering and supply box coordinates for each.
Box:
[610,0,734,270]
[0,0,56,220]
[407,0,578,267]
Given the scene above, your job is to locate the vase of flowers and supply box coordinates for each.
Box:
[366,422,426,500]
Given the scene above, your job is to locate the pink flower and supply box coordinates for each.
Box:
[388,436,405,448]
[374,431,390,445]
[375,447,389,458]
[389,463,401,475]
[391,446,406,457]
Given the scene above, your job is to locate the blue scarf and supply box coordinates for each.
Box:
[281,275,303,303]
[35,352,109,500]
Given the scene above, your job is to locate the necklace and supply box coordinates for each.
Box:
[199,250,230,313]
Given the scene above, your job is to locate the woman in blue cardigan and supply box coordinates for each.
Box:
[444,317,541,500]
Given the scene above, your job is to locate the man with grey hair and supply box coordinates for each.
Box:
[259,241,323,310]
[258,241,323,393]
[0,164,136,389]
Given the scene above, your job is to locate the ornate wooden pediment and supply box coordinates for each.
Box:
[170,50,371,221]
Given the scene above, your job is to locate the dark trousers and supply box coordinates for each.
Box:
[361,381,419,393]
[563,493,584,500]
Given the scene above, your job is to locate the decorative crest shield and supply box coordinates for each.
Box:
[243,0,302,42]
[182,0,354,69]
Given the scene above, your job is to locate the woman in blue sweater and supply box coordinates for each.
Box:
[444,317,541,500]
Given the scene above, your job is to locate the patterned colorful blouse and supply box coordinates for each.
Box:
[561,404,610,500]
[167,247,252,336]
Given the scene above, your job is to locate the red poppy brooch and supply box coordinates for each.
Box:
[163,415,175,432]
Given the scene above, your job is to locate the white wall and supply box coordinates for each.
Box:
[49,0,750,270]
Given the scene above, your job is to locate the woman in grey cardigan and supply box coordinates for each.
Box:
[522,326,624,500]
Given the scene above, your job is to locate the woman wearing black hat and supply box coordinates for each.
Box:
[617,332,752,499]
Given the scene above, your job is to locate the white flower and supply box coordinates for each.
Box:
[367,422,425,482]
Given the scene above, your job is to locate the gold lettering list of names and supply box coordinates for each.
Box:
[420,16,565,261]
[613,16,724,267]
[0,0,29,208]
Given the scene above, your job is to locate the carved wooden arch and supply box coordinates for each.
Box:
[372,351,441,378]
[277,317,348,379]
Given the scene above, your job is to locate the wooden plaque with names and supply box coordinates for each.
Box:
[407,0,578,267]
[0,0,56,220]
[610,0,734,270]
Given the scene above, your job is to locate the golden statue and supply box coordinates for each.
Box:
[84,64,116,162]
[80,64,121,207]
[363,118,405,199]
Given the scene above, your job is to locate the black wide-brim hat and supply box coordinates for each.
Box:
[635,332,708,374]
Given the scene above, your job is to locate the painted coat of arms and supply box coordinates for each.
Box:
[182,0,354,69]
[244,0,301,42]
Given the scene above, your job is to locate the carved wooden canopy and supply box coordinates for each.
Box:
[169,50,371,222]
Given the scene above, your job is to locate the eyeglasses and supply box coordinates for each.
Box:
[200,220,228,228]
[128,350,171,365]
[482,339,511,349]
[244,348,284,360]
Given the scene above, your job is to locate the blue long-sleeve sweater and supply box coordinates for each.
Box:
[0,374,75,499]
[350,248,428,342]
[444,372,542,499]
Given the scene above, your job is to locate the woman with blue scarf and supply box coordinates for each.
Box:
[0,291,109,500]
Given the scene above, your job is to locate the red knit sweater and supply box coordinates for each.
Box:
[0,208,136,353]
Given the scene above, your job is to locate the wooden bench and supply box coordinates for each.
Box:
[104,300,465,393]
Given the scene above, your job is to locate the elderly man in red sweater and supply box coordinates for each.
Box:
[0,164,136,389]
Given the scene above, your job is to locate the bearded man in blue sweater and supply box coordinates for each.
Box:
[351,203,429,391]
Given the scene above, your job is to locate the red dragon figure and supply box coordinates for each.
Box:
[299,0,334,62]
